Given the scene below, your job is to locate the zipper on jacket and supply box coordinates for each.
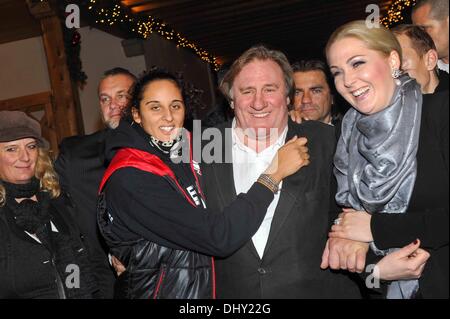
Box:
[51,257,67,299]
[152,264,167,299]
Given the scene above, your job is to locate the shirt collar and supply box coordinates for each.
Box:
[231,117,288,151]
[437,59,449,73]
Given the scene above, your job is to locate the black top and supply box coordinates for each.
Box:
[435,71,449,94]
[0,195,97,299]
[369,91,449,298]
[103,121,275,257]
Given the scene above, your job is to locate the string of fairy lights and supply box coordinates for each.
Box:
[86,0,219,70]
[85,0,415,70]
[381,0,416,28]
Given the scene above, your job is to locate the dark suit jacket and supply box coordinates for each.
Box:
[201,119,361,298]
[436,71,449,93]
[54,130,115,298]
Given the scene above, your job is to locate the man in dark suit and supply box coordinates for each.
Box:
[412,0,449,74]
[55,68,136,298]
[292,60,343,124]
[392,24,449,94]
[200,45,361,298]
[291,60,346,141]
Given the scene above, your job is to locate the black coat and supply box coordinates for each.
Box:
[54,130,115,298]
[0,194,98,298]
[201,119,362,298]
[99,121,277,298]
[436,71,449,94]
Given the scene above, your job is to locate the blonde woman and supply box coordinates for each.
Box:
[322,21,448,299]
[0,111,98,298]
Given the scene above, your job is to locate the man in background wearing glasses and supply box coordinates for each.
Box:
[55,68,136,298]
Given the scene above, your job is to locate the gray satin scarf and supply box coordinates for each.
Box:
[334,75,422,299]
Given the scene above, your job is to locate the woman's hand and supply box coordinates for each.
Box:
[111,255,126,277]
[375,239,430,281]
[329,208,373,242]
[320,238,369,273]
[289,109,309,124]
[265,136,310,183]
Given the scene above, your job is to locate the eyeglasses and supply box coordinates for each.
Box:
[99,93,131,106]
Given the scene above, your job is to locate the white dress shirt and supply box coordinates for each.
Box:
[231,119,288,258]
[25,221,59,244]
[437,59,449,74]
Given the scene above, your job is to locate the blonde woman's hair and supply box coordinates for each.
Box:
[325,20,403,64]
[0,147,60,207]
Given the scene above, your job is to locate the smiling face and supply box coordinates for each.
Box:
[0,138,38,184]
[327,37,400,115]
[231,59,289,139]
[132,79,185,142]
[293,70,333,123]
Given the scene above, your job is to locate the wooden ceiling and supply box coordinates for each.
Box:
[119,0,393,64]
[0,0,407,66]
[0,0,42,45]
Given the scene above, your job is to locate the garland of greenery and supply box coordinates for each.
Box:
[83,0,219,70]
[58,1,89,86]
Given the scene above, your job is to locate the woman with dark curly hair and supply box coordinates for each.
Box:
[97,67,310,299]
[0,111,98,299]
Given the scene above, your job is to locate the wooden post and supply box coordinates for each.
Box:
[26,0,82,141]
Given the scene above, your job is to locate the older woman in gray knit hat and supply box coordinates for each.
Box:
[0,111,99,299]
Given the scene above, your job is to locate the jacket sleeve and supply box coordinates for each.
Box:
[105,167,274,257]
[371,209,449,250]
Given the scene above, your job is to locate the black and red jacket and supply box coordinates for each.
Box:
[97,121,274,299]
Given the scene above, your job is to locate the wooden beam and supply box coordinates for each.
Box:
[26,0,82,141]
[0,91,59,154]
[127,0,195,13]
[0,91,51,111]
[0,0,42,44]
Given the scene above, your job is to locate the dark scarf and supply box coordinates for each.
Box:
[133,123,188,162]
[3,178,96,299]
[334,75,422,299]
[3,178,51,234]
[132,123,202,204]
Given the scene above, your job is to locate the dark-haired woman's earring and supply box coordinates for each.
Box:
[230,101,234,109]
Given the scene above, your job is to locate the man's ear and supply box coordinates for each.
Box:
[424,49,439,71]
[131,107,141,124]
